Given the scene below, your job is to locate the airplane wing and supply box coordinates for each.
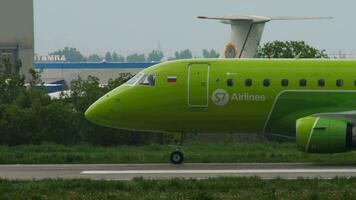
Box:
[264,90,356,138]
[312,111,356,124]
[264,110,356,141]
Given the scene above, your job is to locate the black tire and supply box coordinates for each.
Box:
[170,151,184,164]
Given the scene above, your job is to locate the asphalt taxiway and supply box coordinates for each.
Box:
[1,163,356,180]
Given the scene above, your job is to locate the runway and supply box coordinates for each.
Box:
[1,163,356,180]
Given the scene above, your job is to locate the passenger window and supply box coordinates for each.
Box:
[227,79,234,87]
[336,79,344,87]
[299,79,307,87]
[281,79,289,87]
[245,79,252,87]
[263,79,270,87]
[139,74,156,86]
[318,79,325,87]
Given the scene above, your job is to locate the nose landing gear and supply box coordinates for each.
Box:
[165,132,186,164]
[170,148,184,164]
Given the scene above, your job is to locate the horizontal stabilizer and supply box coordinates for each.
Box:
[198,15,333,58]
[198,15,269,23]
[269,16,333,21]
[198,15,333,24]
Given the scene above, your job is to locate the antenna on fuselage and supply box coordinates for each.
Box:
[198,15,333,58]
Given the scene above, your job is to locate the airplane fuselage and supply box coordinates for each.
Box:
[85,59,356,139]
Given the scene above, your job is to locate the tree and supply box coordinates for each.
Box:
[105,52,113,62]
[0,57,165,146]
[106,73,133,90]
[258,41,328,58]
[0,58,25,104]
[50,47,85,62]
[112,52,125,62]
[147,50,164,62]
[69,76,106,113]
[87,54,102,62]
[202,49,219,58]
[126,54,146,62]
[174,49,193,60]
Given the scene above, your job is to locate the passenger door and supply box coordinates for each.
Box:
[188,63,210,107]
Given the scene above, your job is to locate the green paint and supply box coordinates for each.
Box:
[85,59,356,153]
[266,91,356,136]
[298,117,348,153]
[188,64,209,107]
[296,117,317,152]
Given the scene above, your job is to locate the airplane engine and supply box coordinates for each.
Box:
[296,117,356,153]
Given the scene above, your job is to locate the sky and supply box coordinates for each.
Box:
[34,0,356,57]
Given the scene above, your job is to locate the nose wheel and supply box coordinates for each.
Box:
[170,148,184,164]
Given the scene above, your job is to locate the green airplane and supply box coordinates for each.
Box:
[85,59,356,164]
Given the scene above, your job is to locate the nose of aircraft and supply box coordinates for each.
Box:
[85,103,99,124]
[85,96,113,126]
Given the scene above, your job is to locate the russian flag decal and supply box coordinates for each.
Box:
[167,76,177,83]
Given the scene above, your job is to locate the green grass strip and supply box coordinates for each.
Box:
[0,177,356,199]
[1,142,356,164]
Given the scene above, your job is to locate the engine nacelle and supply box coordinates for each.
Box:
[296,117,356,153]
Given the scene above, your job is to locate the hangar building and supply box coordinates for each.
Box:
[0,0,34,79]
[35,62,157,84]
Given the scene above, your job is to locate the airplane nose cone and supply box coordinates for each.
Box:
[85,103,99,123]
[85,96,114,126]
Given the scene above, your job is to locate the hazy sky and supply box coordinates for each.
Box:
[34,0,356,57]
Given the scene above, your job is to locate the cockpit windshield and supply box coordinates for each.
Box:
[124,73,156,86]
[139,74,156,86]
[125,73,144,85]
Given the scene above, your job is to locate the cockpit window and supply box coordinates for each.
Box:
[139,74,156,86]
[125,73,144,85]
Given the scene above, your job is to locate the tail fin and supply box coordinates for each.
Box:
[198,15,332,58]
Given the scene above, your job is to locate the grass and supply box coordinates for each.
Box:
[1,177,356,199]
[1,142,356,164]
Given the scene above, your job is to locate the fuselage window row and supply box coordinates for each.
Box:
[224,79,352,88]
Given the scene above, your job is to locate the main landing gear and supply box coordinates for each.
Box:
[165,132,185,164]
